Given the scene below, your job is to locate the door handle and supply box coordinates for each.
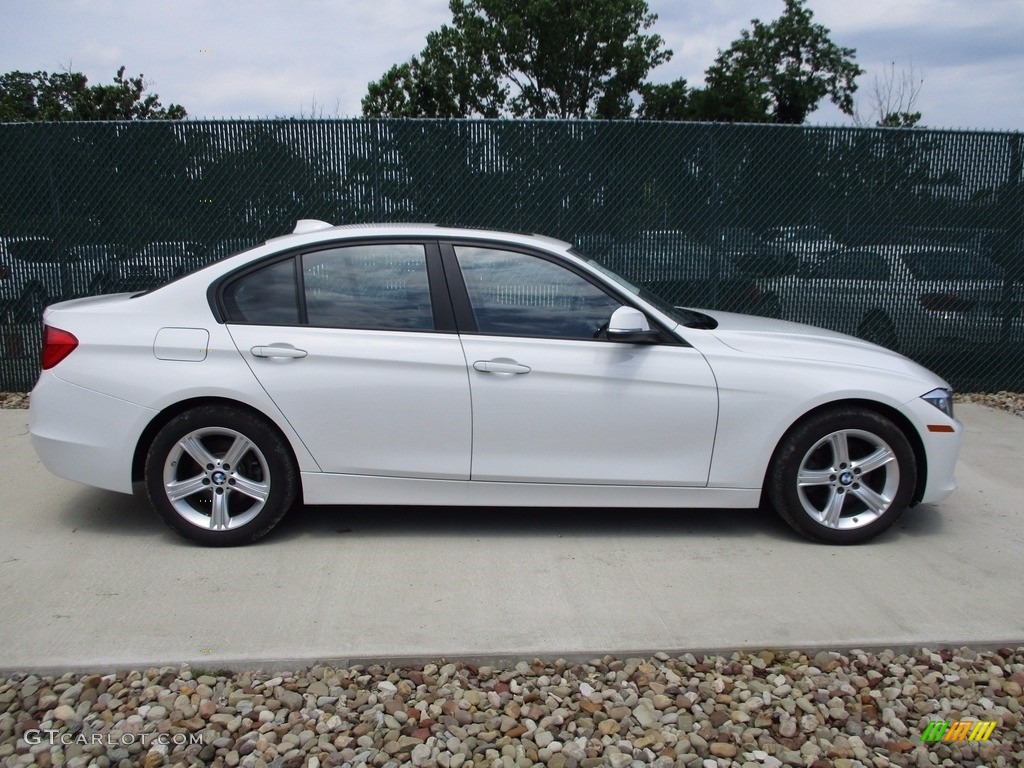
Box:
[473,359,531,375]
[250,345,308,359]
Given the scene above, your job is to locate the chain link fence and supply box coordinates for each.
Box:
[1,119,1022,391]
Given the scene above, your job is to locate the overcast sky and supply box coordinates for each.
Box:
[2,0,1021,130]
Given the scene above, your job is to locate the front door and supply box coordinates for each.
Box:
[448,244,719,486]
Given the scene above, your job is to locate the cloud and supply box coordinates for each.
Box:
[1,0,1021,129]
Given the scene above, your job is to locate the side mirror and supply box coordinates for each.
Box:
[606,306,661,343]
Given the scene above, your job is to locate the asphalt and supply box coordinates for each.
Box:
[0,403,1022,675]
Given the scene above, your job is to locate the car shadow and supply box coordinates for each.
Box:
[52,486,946,546]
[54,487,170,538]
[273,503,787,541]
[268,499,946,546]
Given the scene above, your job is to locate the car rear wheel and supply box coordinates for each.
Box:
[145,406,298,546]
[767,408,916,544]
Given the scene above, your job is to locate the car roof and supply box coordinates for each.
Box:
[266,221,574,252]
[842,244,982,257]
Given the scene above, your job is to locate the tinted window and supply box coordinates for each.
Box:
[817,253,889,281]
[903,250,1003,280]
[455,246,621,339]
[223,258,299,325]
[303,244,433,331]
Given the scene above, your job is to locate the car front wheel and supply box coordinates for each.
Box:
[767,408,916,544]
[145,406,298,546]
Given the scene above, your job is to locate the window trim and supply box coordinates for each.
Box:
[216,252,302,327]
[211,237,457,333]
[438,239,679,344]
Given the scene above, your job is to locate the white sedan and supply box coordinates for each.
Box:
[29,222,962,546]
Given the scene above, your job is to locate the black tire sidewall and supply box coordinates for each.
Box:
[145,406,298,546]
[768,408,917,544]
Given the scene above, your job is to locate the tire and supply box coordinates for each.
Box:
[766,408,917,544]
[145,406,298,546]
[857,313,898,350]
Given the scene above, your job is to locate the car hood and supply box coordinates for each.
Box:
[689,309,945,381]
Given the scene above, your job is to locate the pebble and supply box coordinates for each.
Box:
[0,647,1020,767]
[956,391,1024,418]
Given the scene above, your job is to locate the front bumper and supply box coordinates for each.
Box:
[899,395,963,505]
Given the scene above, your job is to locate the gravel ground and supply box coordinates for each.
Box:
[953,391,1024,418]
[0,393,29,410]
[1,395,1021,767]
[1,648,1022,768]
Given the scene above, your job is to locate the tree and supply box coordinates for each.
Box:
[363,24,502,118]
[854,60,924,128]
[637,78,689,120]
[699,0,863,124]
[363,0,671,119]
[0,66,186,121]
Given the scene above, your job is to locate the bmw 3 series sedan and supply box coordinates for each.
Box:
[30,222,962,546]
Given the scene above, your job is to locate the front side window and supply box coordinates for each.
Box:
[303,244,433,331]
[454,246,621,339]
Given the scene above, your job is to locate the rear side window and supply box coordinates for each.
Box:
[222,258,300,324]
[221,244,435,330]
[302,244,433,331]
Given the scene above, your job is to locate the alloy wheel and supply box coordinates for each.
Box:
[795,428,900,531]
[162,426,271,531]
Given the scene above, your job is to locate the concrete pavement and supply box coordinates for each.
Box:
[0,403,1022,674]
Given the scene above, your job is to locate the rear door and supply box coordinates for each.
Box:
[222,240,472,479]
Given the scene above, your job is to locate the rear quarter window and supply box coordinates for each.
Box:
[222,258,300,325]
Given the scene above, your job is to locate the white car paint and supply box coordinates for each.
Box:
[457,334,718,485]
[227,323,473,479]
[29,223,963,545]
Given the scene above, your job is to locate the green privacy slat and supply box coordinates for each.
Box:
[1,119,1022,391]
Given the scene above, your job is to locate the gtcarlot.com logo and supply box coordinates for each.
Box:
[921,720,997,742]
[24,730,204,747]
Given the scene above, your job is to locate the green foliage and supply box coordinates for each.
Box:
[362,0,670,119]
[877,111,922,128]
[363,24,502,118]
[0,66,186,122]
[637,79,689,120]
[701,0,863,124]
[366,0,866,126]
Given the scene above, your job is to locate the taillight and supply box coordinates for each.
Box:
[41,325,78,369]
[919,292,975,313]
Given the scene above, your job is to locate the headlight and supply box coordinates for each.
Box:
[921,388,954,418]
